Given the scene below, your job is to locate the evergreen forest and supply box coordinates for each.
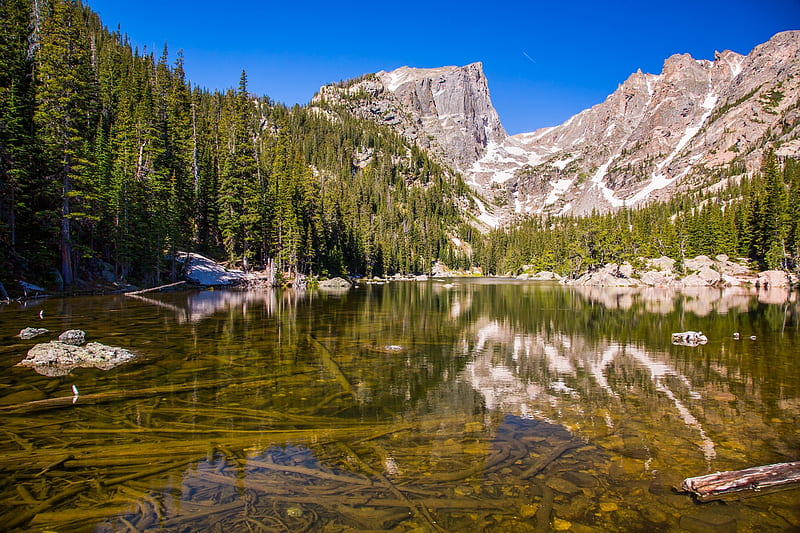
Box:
[1,0,798,292]
[475,155,800,277]
[0,0,474,289]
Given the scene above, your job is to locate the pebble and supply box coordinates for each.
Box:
[519,503,539,518]
[546,477,581,495]
[599,502,618,512]
[286,506,303,518]
[553,517,572,531]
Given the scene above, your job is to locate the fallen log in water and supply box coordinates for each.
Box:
[681,461,800,502]
[124,281,186,295]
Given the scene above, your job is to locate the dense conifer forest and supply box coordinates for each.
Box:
[0,0,474,288]
[1,0,798,290]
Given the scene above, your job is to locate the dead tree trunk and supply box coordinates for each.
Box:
[682,461,800,502]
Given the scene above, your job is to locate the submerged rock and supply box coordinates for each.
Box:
[18,327,49,340]
[17,340,136,377]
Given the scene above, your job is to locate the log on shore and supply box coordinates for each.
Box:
[682,461,800,502]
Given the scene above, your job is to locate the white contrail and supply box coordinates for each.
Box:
[522,51,537,64]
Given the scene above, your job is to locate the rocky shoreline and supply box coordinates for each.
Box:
[517,255,797,289]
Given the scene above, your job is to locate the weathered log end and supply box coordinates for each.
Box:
[682,461,800,502]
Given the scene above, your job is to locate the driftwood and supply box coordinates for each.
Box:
[671,330,708,346]
[124,280,186,295]
[682,461,800,502]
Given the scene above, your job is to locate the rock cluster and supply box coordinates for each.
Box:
[16,329,136,377]
[522,255,798,288]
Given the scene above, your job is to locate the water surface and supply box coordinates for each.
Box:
[1,281,798,531]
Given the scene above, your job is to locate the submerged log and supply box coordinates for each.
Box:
[681,461,800,502]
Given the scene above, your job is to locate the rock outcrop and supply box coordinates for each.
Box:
[313,63,506,174]
[318,277,352,289]
[177,252,249,286]
[552,255,797,289]
[758,270,792,288]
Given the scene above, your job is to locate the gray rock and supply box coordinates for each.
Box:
[318,277,351,289]
[177,251,248,286]
[680,273,711,287]
[18,327,49,340]
[17,341,136,377]
[618,262,635,278]
[696,266,722,285]
[58,329,86,345]
[684,255,716,272]
[640,270,675,287]
[648,256,676,272]
[758,269,791,287]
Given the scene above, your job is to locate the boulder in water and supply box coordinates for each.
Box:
[18,327,49,340]
[58,329,86,345]
[318,277,351,289]
[17,340,136,377]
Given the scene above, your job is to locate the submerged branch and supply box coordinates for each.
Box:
[308,334,358,401]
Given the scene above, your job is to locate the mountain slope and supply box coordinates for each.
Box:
[317,31,800,225]
[473,30,800,219]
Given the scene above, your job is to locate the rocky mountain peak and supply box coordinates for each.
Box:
[313,62,506,173]
[314,32,799,228]
[467,30,800,224]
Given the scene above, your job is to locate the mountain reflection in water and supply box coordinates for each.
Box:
[0,281,797,531]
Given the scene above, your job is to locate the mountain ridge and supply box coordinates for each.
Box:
[316,31,800,226]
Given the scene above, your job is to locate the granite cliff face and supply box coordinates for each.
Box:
[315,31,800,226]
[313,62,506,173]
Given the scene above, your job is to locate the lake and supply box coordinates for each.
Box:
[1,280,798,532]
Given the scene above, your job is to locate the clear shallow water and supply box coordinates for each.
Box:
[0,281,798,532]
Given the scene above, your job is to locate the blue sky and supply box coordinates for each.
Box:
[85,0,799,135]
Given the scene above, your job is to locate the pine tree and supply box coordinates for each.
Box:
[0,0,36,272]
[34,0,96,285]
[217,70,258,267]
